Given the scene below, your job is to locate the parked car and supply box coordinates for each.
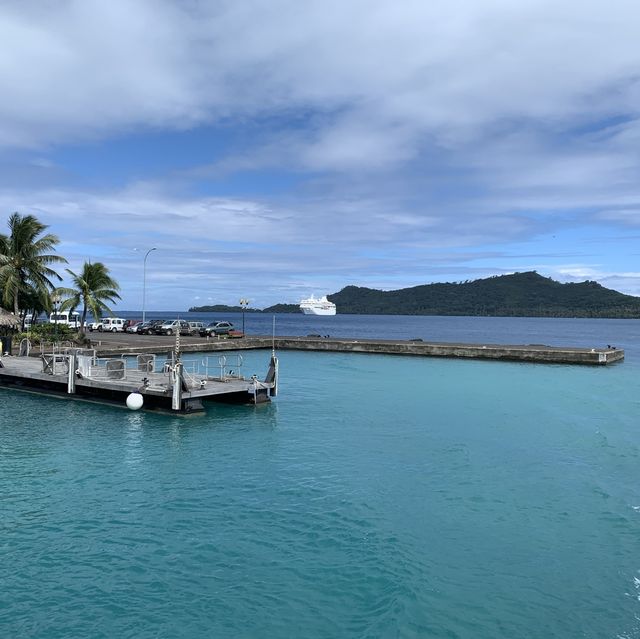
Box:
[102,317,127,332]
[88,321,103,332]
[156,319,191,336]
[188,321,205,335]
[199,321,234,337]
[151,319,175,335]
[137,319,164,335]
[125,320,142,333]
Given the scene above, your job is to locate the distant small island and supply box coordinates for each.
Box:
[188,272,640,318]
[188,303,299,313]
[187,304,262,313]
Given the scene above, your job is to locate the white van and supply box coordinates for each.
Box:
[49,311,81,328]
[101,317,126,332]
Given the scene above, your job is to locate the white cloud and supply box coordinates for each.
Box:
[0,182,540,306]
[551,266,640,296]
[3,1,640,304]
[2,0,640,162]
[596,209,640,226]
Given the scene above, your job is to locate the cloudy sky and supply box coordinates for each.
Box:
[2,0,640,310]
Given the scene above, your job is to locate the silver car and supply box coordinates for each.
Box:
[156,319,191,336]
[188,321,205,335]
[199,321,234,337]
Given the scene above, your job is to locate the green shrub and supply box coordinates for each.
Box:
[21,323,80,344]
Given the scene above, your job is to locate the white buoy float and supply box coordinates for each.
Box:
[126,392,144,410]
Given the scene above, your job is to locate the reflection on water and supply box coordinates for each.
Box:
[123,412,144,465]
[126,412,145,430]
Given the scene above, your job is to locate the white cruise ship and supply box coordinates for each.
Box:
[299,295,337,316]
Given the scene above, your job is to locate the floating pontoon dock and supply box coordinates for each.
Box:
[0,347,278,414]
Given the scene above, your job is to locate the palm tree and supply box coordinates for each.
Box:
[56,261,121,332]
[19,284,51,327]
[0,212,67,318]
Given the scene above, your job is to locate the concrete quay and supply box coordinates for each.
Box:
[270,337,623,365]
[85,333,624,365]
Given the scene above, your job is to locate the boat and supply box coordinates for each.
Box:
[299,295,337,316]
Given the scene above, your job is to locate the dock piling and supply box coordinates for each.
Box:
[67,353,77,394]
[172,362,183,410]
[266,354,278,396]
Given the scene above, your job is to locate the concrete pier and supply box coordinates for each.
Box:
[86,334,624,366]
[268,337,624,365]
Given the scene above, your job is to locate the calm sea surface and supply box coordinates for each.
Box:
[2,315,640,638]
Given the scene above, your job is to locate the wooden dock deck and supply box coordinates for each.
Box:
[0,348,278,414]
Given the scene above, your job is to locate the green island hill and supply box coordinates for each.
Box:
[188,272,640,318]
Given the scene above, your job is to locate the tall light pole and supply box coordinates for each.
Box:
[239,298,249,335]
[142,248,157,323]
[52,293,60,344]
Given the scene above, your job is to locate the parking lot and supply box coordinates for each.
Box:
[85,330,243,349]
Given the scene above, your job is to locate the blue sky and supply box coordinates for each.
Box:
[1,0,640,310]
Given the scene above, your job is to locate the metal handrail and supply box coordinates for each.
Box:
[199,354,245,380]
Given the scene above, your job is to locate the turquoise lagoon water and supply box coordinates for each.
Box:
[2,318,640,638]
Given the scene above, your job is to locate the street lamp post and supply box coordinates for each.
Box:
[142,248,157,323]
[52,293,60,343]
[239,299,249,335]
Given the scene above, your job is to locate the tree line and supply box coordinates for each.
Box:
[192,272,640,318]
[329,272,640,318]
[0,212,120,332]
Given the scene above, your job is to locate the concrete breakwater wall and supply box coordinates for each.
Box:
[271,337,623,365]
[90,335,624,365]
